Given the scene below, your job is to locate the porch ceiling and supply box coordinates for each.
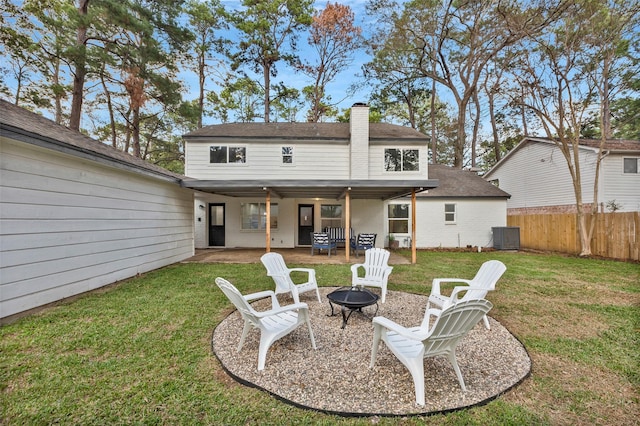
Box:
[181,179,439,200]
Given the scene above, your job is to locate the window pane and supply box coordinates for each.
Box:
[384,149,401,171]
[229,147,246,163]
[445,204,456,222]
[210,146,227,163]
[241,203,277,230]
[388,204,409,218]
[241,203,260,230]
[282,146,293,164]
[403,149,419,171]
[321,204,342,218]
[389,220,408,233]
[623,158,638,173]
[270,204,278,229]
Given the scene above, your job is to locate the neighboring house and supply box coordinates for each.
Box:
[182,104,510,250]
[0,100,195,320]
[484,137,640,214]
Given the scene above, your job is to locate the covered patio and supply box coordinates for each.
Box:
[182,179,439,264]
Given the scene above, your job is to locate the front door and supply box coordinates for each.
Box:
[208,203,225,246]
[298,204,314,245]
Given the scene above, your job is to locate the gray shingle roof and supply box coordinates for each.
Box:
[0,99,184,181]
[183,122,428,143]
[418,164,510,198]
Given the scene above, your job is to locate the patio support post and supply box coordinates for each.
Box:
[345,188,351,262]
[412,189,417,264]
[265,189,271,252]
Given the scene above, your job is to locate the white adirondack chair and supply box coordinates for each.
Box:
[260,252,321,303]
[215,277,317,371]
[351,248,393,303]
[428,260,506,329]
[370,299,493,406]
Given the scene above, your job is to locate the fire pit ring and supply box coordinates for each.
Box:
[326,286,379,328]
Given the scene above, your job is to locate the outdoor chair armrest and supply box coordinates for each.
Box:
[449,285,490,300]
[244,290,280,308]
[372,316,430,341]
[288,267,316,278]
[350,263,365,274]
[431,278,473,295]
[253,302,309,318]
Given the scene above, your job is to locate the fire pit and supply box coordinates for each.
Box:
[326,286,379,328]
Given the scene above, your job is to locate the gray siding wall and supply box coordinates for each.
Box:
[600,154,640,211]
[488,142,597,210]
[1,138,194,319]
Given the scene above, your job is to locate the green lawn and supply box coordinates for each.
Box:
[1,251,639,425]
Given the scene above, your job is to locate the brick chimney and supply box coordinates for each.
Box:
[350,103,369,179]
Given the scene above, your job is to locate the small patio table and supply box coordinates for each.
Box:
[326,286,379,329]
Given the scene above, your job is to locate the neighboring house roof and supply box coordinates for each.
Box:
[184,122,429,144]
[485,136,640,179]
[0,99,184,182]
[416,164,510,199]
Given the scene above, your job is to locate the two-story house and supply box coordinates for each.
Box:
[182,104,511,251]
[484,137,640,214]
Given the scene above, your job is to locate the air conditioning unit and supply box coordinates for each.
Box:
[492,227,520,250]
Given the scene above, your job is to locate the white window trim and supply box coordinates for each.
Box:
[281,146,294,166]
[383,147,420,173]
[623,157,639,174]
[445,203,457,224]
[209,145,247,164]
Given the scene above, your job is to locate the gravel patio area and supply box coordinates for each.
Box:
[211,287,531,417]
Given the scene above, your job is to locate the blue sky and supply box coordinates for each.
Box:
[199,0,377,123]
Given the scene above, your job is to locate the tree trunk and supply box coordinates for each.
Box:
[198,53,205,129]
[132,107,141,158]
[430,78,437,164]
[454,107,466,168]
[69,0,90,131]
[263,64,270,122]
[471,90,481,168]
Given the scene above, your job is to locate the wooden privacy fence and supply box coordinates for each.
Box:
[507,212,640,261]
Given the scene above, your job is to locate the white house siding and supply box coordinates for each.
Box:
[0,138,194,319]
[351,199,385,246]
[488,142,596,210]
[600,155,640,211]
[193,193,297,249]
[414,199,507,248]
[184,140,350,180]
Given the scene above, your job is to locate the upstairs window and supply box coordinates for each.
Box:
[623,158,639,174]
[282,146,294,164]
[210,146,246,164]
[384,148,419,172]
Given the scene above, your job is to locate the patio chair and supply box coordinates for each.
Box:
[351,248,393,303]
[427,260,506,329]
[310,232,337,257]
[370,298,493,406]
[215,277,317,371]
[260,252,321,303]
[350,233,377,257]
